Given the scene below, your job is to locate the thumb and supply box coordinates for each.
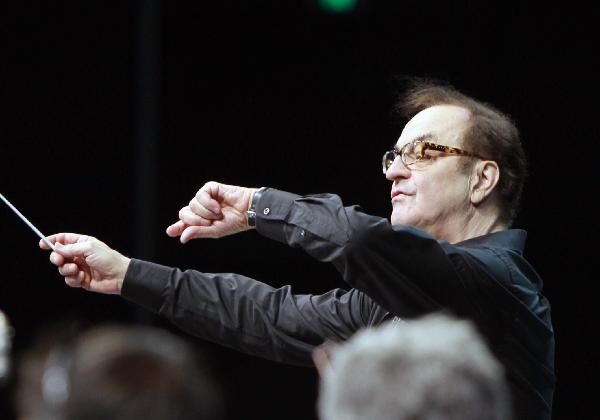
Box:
[54,241,94,258]
[166,220,186,237]
[180,225,213,243]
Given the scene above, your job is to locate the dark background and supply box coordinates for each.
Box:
[1,1,596,419]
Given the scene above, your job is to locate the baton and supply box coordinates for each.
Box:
[0,192,55,251]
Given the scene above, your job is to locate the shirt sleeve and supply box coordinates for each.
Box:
[254,188,477,318]
[121,258,377,366]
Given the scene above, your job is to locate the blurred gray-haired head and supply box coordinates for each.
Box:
[0,310,12,384]
[318,314,511,420]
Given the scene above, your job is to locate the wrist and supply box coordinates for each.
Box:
[116,255,131,295]
[247,187,267,228]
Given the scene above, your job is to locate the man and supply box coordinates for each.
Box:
[317,314,512,420]
[16,324,223,420]
[42,82,555,419]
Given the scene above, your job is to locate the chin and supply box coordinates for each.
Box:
[390,210,413,227]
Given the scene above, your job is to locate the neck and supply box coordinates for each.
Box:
[436,208,506,244]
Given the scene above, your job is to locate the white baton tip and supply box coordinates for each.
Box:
[0,192,56,251]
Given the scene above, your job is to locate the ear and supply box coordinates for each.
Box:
[469,160,500,205]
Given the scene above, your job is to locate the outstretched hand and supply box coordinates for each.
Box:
[166,181,257,243]
[40,233,130,295]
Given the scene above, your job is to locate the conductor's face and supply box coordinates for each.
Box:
[385,105,474,240]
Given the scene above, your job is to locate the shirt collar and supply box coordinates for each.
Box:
[455,229,527,254]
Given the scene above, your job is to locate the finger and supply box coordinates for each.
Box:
[312,341,338,377]
[49,250,66,266]
[312,346,331,378]
[196,185,222,215]
[180,225,217,243]
[41,233,92,249]
[79,270,92,290]
[58,263,80,277]
[65,274,83,288]
[40,236,58,250]
[166,220,186,237]
[189,198,221,220]
[179,207,213,226]
[54,241,94,258]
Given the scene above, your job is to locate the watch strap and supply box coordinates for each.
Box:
[247,187,266,227]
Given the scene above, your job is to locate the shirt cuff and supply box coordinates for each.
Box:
[121,258,171,313]
[254,188,300,244]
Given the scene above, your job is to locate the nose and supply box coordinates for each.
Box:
[385,155,411,181]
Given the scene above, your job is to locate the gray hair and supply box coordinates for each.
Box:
[318,314,511,420]
[0,310,12,384]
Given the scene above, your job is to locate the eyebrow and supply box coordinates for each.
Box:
[391,133,436,149]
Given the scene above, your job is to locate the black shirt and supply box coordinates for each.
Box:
[122,188,555,420]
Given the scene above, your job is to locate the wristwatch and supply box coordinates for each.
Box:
[247,187,267,227]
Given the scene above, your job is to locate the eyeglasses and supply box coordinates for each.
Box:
[382,140,483,174]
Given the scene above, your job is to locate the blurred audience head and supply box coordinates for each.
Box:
[16,323,223,420]
[318,314,511,420]
[0,310,13,385]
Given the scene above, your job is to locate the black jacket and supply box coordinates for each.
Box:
[122,188,555,420]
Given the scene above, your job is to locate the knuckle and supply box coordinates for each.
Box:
[190,202,202,214]
[204,181,219,194]
[197,188,209,200]
[64,277,77,287]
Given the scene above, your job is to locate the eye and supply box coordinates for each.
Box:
[421,149,437,160]
[413,143,431,160]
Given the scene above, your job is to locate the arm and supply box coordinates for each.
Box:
[165,182,477,317]
[253,189,476,318]
[40,233,377,365]
[122,259,377,365]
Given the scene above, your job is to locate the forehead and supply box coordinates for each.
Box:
[397,105,471,147]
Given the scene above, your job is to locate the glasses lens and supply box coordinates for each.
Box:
[382,150,396,173]
[402,142,416,165]
[402,141,430,165]
[413,142,427,161]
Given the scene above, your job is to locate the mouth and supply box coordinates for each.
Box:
[391,190,410,203]
[391,189,409,198]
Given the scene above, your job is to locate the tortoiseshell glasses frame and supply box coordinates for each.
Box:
[382,140,483,174]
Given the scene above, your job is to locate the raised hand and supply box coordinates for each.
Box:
[40,233,130,295]
[166,181,257,243]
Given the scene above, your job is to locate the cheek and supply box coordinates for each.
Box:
[413,177,438,202]
[413,177,457,210]
[415,175,468,212]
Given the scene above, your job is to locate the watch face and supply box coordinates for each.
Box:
[247,210,257,227]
